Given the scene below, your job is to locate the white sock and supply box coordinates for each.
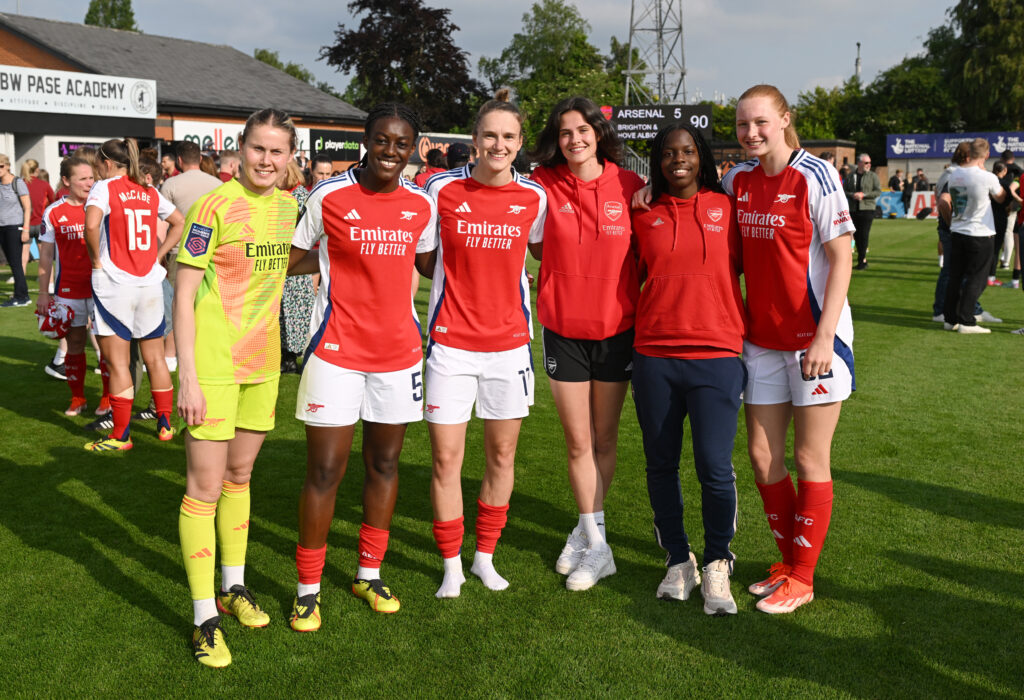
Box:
[297,582,320,597]
[193,598,217,626]
[356,566,380,581]
[53,348,66,364]
[221,565,244,591]
[436,556,466,599]
[470,550,509,591]
[579,512,606,547]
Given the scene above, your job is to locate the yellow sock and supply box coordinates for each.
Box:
[217,481,251,568]
[179,495,217,600]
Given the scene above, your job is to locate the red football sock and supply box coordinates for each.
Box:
[108,395,132,441]
[432,516,465,559]
[357,523,389,569]
[475,499,508,554]
[99,357,110,398]
[756,474,797,566]
[295,543,327,585]
[64,352,86,399]
[152,387,173,430]
[789,480,834,586]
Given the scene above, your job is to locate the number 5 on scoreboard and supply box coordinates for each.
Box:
[125,208,151,251]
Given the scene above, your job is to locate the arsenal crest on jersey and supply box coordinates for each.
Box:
[707,207,723,222]
[603,201,623,221]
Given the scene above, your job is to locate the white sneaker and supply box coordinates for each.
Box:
[555,527,588,575]
[943,322,960,331]
[976,310,1003,323]
[958,324,991,334]
[565,544,615,591]
[701,559,737,616]
[931,314,945,323]
[656,551,701,601]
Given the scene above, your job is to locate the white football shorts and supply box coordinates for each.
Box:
[295,353,424,427]
[424,342,534,424]
[742,340,853,406]
[91,268,166,340]
[56,295,94,328]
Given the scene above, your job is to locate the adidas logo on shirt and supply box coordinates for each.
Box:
[652,217,665,226]
[456,202,472,213]
[345,209,361,219]
[737,192,749,202]
[559,202,574,214]
[58,215,68,223]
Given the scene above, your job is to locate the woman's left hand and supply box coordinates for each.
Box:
[801,332,834,381]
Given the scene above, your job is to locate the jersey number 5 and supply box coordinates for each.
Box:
[124,208,152,251]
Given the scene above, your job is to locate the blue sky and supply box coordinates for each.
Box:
[4,0,952,105]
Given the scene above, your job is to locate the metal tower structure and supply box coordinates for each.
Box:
[624,0,687,106]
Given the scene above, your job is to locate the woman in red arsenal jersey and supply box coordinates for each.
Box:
[425,90,547,598]
[630,124,746,614]
[37,156,106,417]
[83,138,184,452]
[527,97,644,591]
[287,104,438,624]
[722,85,855,614]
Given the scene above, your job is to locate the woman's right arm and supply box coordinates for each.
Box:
[174,263,207,426]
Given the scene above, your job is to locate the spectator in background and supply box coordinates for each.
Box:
[414,148,447,187]
[1000,149,1022,181]
[218,150,240,182]
[200,154,219,179]
[446,142,471,169]
[889,168,905,193]
[295,149,309,171]
[160,141,222,372]
[309,154,333,187]
[0,153,32,307]
[278,160,313,374]
[844,153,881,269]
[819,150,835,168]
[161,150,179,180]
[22,159,55,273]
[988,162,1019,285]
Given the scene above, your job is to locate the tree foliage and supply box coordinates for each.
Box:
[84,0,138,31]
[255,49,315,85]
[321,0,485,133]
[479,0,624,145]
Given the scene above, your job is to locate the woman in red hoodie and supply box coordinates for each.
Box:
[528,97,645,591]
[630,123,746,615]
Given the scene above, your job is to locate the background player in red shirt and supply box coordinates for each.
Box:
[723,85,855,614]
[426,90,547,598]
[528,96,644,591]
[288,104,437,625]
[37,156,108,417]
[84,138,184,451]
[631,123,746,615]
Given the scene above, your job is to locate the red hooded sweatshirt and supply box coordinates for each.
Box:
[631,189,746,359]
[531,162,645,339]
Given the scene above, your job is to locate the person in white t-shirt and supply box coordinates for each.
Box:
[939,138,1005,334]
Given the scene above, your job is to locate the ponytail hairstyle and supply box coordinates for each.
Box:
[20,158,39,181]
[355,102,422,168]
[98,138,145,186]
[648,123,723,202]
[138,156,163,187]
[532,96,622,168]
[240,108,298,154]
[473,87,523,136]
[738,84,800,149]
[951,141,971,165]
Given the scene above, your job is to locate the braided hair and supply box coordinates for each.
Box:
[355,103,422,169]
[648,123,723,201]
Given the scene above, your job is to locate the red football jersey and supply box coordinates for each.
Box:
[40,197,92,299]
[426,167,547,352]
[86,176,176,286]
[293,172,438,372]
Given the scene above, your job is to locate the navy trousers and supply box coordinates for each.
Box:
[632,353,745,566]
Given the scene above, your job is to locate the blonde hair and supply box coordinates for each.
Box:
[968,138,990,161]
[20,158,39,180]
[0,153,10,167]
[241,108,298,154]
[473,87,523,135]
[280,159,304,191]
[738,84,800,149]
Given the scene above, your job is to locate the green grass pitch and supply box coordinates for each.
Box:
[0,218,1022,697]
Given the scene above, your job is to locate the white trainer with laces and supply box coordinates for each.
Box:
[555,527,588,575]
[657,551,701,601]
[565,543,616,591]
[958,324,991,334]
[701,559,737,615]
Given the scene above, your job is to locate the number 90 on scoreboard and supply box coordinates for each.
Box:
[607,104,713,142]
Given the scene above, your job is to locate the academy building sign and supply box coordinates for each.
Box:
[0,65,157,119]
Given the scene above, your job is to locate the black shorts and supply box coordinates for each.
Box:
[542,327,634,382]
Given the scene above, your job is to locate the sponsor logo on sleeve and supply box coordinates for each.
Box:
[833,210,851,226]
[184,222,213,257]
